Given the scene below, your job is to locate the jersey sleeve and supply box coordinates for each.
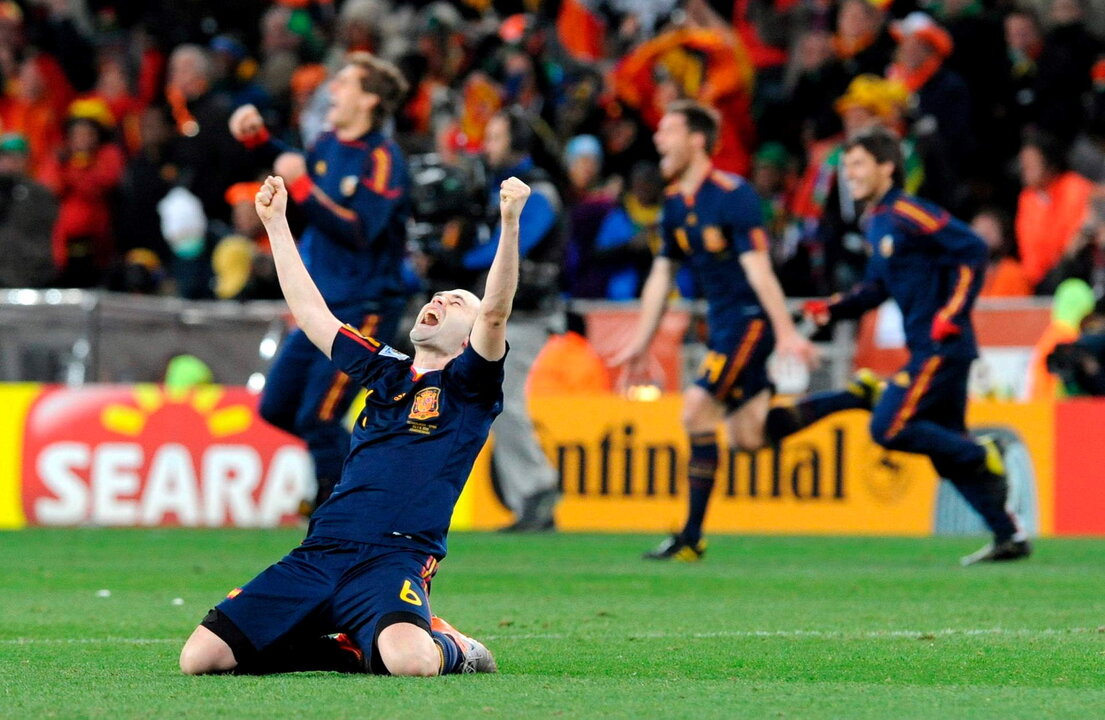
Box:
[658,201,686,261]
[329,324,407,387]
[727,183,769,255]
[445,342,508,403]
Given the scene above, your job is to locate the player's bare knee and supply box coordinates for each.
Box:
[377,623,439,677]
[729,428,765,452]
[180,626,236,675]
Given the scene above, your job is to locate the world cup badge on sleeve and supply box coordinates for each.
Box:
[341,175,358,197]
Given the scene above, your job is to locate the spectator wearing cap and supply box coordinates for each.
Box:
[0,133,58,288]
[888,12,974,172]
[1015,133,1093,290]
[39,98,125,287]
[563,135,619,299]
[210,34,272,114]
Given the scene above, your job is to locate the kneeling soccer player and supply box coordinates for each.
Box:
[179,173,531,676]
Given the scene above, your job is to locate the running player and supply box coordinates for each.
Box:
[228,52,409,512]
[613,100,816,561]
[179,174,531,676]
[766,127,1030,566]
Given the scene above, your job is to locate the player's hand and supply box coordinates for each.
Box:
[930,316,961,342]
[274,152,307,183]
[777,330,820,368]
[229,104,265,141]
[255,175,287,225]
[802,299,832,326]
[499,176,531,224]
[608,340,649,373]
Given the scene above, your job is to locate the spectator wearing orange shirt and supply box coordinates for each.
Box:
[526,312,612,397]
[1015,134,1093,290]
[973,207,1031,297]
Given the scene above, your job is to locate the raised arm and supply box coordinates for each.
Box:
[255,176,342,357]
[469,177,529,362]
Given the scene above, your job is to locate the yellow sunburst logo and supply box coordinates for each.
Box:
[100,385,254,438]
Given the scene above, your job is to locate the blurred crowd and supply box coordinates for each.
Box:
[2,0,1105,303]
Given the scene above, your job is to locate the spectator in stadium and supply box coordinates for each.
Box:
[829,0,896,82]
[40,98,125,288]
[614,101,815,562]
[887,13,974,175]
[116,107,174,262]
[228,52,411,513]
[463,108,563,533]
[0,55,68,180]
[0,133,57,288]
[1038,187,1105,296]
[973,207,1031,298]
[165,44,252,224]
[1014,133,1093,290]
[178,173,523,678]
[563,134,618,299]
[591,160,665,300]
[770,128,1030,566]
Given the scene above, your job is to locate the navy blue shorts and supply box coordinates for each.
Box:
[693,318,775,413]
[213,536,439,659]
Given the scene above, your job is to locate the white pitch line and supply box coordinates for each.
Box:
[2,627,1101,646]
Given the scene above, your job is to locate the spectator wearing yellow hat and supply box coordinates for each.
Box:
[39,98,125,287]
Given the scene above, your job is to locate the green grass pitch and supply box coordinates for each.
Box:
[2,529,1104,719]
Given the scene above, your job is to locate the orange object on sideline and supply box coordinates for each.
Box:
[980,257,1032,297]
[1015,172,1093,286]
[1026,323,1079,401]
[527,331,613,396]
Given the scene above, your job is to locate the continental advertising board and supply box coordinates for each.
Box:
[0,384,1075,536]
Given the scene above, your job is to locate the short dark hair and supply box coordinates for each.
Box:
[844,127,904,186]
[346,52,410,127]
[666,100,721,153]
[1021,130,1069,173]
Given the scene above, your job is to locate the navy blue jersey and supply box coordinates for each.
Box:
[829,188,986,359]
[659,169,770,331]
[264,130,410,308]
[306,325,505,557]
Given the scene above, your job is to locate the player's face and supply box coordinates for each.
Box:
[653,113,695,182]
[842,145,894,202]
[326,65,376,131]
[409,289,481,354]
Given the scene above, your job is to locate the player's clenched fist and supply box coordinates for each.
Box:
[255,176,287,224]
[499,176,530,223]
[229,104,265,141]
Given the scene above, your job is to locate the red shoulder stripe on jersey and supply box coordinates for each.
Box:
[886,356,942,439]
[310,185,359,223]
[749,227,769,252]
[339,323,381,351]
[935,265,973,323]
[892,199,945,232]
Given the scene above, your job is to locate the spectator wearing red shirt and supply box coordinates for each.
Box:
[40,98,125,287]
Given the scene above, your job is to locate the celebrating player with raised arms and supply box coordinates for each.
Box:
[766,127,1030,566]
[179,174,531,677]
[613,100,817,561]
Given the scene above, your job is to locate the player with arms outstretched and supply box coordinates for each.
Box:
[767,128,1030,566]
[614,100,816,561]
[179,174,531,676]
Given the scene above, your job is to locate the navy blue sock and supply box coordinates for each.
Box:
[766,390,868,443]
[934,456,1017,543]
[432,631,464,675]
[680,432,719,545]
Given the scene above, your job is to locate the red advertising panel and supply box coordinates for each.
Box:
[20,385,310,527]
[1054,400,1105,535]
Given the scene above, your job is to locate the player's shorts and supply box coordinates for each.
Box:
[870,354,972,441]
[204,536,439,670]
[693,317,775,414]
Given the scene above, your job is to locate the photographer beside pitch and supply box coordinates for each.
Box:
[179,174,532,677]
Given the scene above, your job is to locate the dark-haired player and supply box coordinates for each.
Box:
[768,127,1030,566]
[179,174,532,676]
[229,52,410,512]
[613,100,817,561]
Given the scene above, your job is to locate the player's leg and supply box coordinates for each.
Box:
[493,315,559,532]
[179,540,342,675]
[336,551,496,676]
[765,369,882,444]
[867,358,1024,561]
[257,328,313,435]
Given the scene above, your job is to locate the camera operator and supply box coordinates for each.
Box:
[1037,188,1105,296]
[1047,298,1105,396]
[451,108,564,531]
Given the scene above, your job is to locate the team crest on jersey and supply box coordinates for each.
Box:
[703,226,727,253]
[341,175,358,197]
[409,387,441,420]
[314,160,327,176]
[880,235,895,257]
